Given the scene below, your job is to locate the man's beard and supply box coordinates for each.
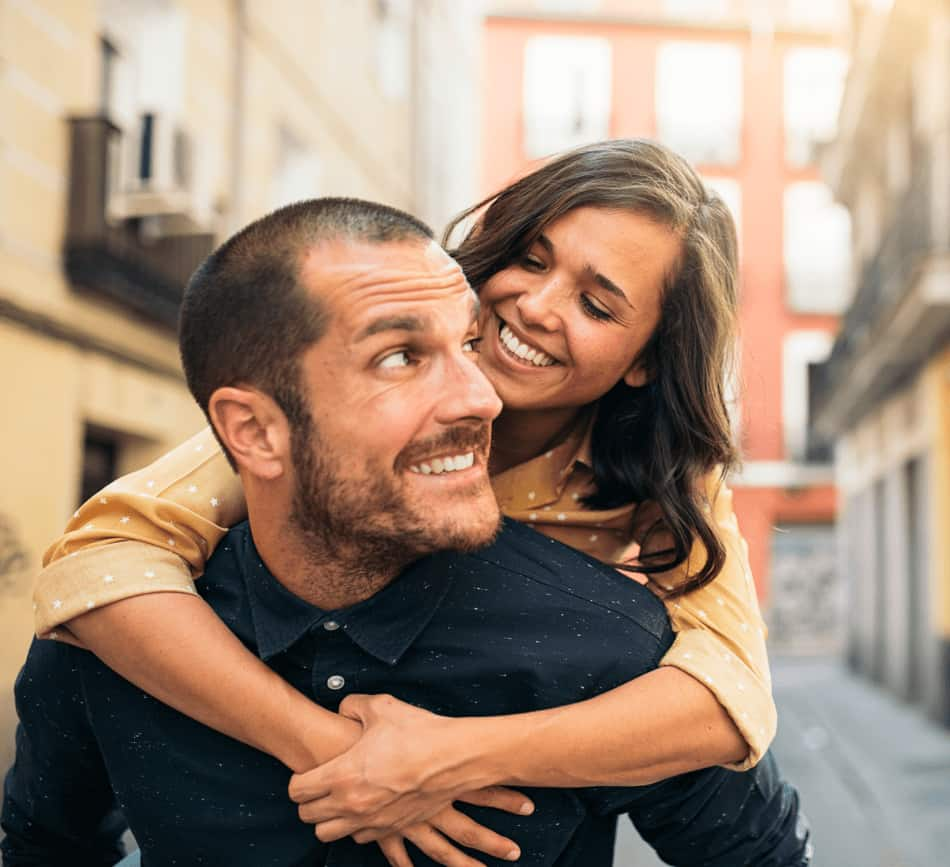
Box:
[288,414,500,578]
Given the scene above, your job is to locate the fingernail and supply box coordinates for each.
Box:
[506,848,520,861]
[519,802,534,815]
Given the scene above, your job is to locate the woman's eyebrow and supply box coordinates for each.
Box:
[537,232,636,310]
[590,270,636,310]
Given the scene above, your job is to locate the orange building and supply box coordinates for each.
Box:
[479,0,851,648]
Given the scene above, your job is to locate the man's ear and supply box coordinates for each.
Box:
[207,386,290,480]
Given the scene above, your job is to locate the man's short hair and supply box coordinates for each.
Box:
[179,197,434,455]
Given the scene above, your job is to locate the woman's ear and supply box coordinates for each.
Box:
[207,386,290,480]
[622,362,649,388]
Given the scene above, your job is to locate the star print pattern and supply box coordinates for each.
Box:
[33,421,775,770]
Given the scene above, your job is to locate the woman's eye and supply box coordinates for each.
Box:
[519,255,545,271]
[463,337,484,353]
[378,350,411,369]
[580,295,612,321]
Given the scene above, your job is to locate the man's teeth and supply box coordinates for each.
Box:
[409,452,475,475]
[499,324,556,367]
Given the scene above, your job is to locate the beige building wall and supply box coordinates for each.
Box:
[0,0,482,771]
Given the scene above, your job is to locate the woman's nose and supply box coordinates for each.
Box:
[515,279,561,332]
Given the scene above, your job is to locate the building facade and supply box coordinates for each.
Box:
[0,0,482,772]
[480,0,851,649]
[813,0,950,725]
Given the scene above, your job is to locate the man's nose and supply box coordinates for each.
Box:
[435,354,503,425]
[515,278,562,332]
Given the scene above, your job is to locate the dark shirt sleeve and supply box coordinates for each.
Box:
[1,639,127,867]
[579,751,811,866]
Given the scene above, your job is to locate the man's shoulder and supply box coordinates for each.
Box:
[458,518,670,643]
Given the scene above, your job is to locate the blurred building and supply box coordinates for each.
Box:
[480,0,851,650]
[0,0,482,772]
[812,0,950,726]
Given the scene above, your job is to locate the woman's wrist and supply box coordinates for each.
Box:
[435,715,529,793]
[263,683,362,772]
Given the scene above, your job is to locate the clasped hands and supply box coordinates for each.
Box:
[288,694,533,867]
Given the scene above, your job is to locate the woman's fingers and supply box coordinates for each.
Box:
[313,818,354,843]
[377,836,415,867]
[429,808,521,862]
[402,823,486,867]
[457,786,534,816]
[288,767,332,804]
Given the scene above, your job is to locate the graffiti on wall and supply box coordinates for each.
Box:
[768,523,842,653]
[0,515,28,593]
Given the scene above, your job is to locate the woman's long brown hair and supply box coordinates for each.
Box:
[443,139,740,596]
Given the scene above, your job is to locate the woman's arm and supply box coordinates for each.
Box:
[36,427,353,767]
[67,586,359,769]
[37,433,531,865]
[655,478,775,769]
[288,477,770,839]
[290,666,744,842]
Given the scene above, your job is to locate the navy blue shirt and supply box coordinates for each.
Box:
[2,519,810,866]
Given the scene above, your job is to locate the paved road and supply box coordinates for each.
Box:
[614,655,950,866]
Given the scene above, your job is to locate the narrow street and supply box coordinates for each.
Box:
[614,656,950,866]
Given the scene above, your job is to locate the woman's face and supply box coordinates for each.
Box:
[477,206,682,413]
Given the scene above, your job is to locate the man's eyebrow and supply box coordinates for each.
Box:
[355,315,427,341]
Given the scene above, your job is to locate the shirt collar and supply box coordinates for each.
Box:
[491,408,596,511]
[239,526,454,666]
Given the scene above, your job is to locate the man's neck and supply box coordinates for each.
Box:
[246,500,403,610]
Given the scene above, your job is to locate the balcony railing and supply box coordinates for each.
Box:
[810,138,942,436]
[64,116,215,329]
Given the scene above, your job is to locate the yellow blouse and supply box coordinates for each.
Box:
[35,423,774,770]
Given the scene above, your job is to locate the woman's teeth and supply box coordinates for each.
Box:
[499,324,556,367]
[409,452,475,475]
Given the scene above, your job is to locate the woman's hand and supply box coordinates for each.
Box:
[374,805,526,867]
[288,694,532,841]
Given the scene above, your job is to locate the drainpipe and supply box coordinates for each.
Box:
[229,0,247,234]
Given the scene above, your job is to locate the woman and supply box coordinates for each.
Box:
[36,139,771,866]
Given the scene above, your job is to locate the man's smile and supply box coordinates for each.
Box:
[408,451,476,475]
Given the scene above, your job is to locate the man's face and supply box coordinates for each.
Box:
[289,237,503,562]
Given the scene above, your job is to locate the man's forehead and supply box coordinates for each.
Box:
[299,237,470,306]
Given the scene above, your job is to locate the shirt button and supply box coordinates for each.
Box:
[323,620,340,631]
[326,675,346,690]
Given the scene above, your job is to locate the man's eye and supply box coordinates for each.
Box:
[463,337,484,353]
[378,350,411,369]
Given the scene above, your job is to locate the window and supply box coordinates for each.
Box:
[702,176,742,238]
[374,0,410,100]
[523,36,612,159]
[783,0,850,31]
[662,0,729,18]
[783,47,848,166]
[784,181,852,313]
[271,128,321,211]
[782,330,833,462]
[655,41,742,166]
[536,0,599,11]
[80,427,119,508]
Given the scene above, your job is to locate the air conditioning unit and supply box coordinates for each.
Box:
[108,111,212,235]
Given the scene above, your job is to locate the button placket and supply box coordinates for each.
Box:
[310,619,353,703]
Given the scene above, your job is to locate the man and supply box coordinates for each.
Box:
[2,199,810,866]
